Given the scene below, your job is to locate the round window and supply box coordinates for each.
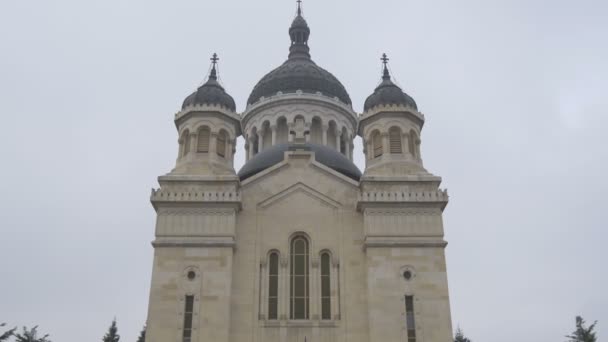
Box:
[187,270,196,280]
[403,270,412,280]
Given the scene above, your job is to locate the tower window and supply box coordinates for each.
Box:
[197,127,210,153]
[405,295,416,342]
[389,127,402,154]
[372,131,383,158]
[290,236,309,319]
[320,252,331,320]
[217,130,227,157]
[183,295,194,342]
[268,252,279,320]
[408,130,419,158]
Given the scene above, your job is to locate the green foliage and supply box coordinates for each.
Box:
[136,325,145,342]
[454,327,472,342]
[566,316,598,342]
[1,324,17,342]
[13,326,51,342]
[102,319,120,342]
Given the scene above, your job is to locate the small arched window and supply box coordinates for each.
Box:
[268,252,279,320]
[182,130,191,157]
[290,236,309,320]
[389,127,402,154]
[372,131,383,158]
[320,252,331,320]
[197,127,210,153]
[217,130,227,157]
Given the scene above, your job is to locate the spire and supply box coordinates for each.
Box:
[209,52,219,80]
[288,0,311,59]
[381,53,391,80]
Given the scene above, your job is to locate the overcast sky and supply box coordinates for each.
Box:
[1,0,607,341]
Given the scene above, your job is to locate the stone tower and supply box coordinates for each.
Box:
[145,3,453,342]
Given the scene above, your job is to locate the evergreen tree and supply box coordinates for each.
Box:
[454,327,472,342]
[136,325,145,342]
[566,316,598,342]
[13,326,51,342]
[102,319,120,342]
[1,323,16,342]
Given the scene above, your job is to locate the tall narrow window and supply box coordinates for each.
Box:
[183,130,191,156]
[320,252,331,320]
[290,236,309,319]
[183,295,194,342]
[405,295,416,342]
[217,130,227,157]
[197,127,210,153]
[372,131,383,158]
[268,252,279,320]
[389,127,402,154]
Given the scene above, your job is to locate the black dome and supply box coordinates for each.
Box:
[364,61,417,112]
[238,143,361,181]
[182,78,236,111]
[247,9,351,106]
[247,59,352,106]
[182,56,236,111]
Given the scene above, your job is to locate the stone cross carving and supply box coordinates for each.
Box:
[291,117,309,144]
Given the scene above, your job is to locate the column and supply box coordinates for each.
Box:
[271,125,277,146]
[381,133,389,157]
[322,125,328,146]
[258,128,266,151]
[311,257,319,320]
[280,256,289,320]
[335,130,341,151]
[248,136,255,159]
[210,132,218,160]
[345,134,351,159]
[260,260,267,320]
[331,258,340,320]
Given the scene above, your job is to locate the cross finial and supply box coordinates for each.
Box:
[209,53,219,80]
[297,0,302,16]
[381,53,389,66]
[210,53,219,66]
[381,53,391,80]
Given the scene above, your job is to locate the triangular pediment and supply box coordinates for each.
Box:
[257,182,342,209]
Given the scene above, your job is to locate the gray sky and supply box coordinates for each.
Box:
[1,0,607,341]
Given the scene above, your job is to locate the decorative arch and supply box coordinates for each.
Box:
[261,121,272,151]
[310,116,323,144]
[327,121,338,150]
[276,116,289,144]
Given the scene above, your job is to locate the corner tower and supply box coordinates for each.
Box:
[146,54,241,342]
[357,54,453,342]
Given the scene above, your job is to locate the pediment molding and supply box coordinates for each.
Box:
[257,182,342,209]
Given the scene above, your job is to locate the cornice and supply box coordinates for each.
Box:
[357,189,448,211]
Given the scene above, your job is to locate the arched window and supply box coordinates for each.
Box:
[182,130,191,156]
[217,130,227,157]
[268,252,279,320]
[290,236,309,320]
[197,127,210,153]
[320,252,331,320]
[408,130,418,158]
[389,127,402,154]
[327,122,337,150]
[372,131,383,158]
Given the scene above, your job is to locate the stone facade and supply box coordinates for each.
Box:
[145,5,453,342]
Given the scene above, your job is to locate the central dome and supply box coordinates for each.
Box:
[247,59,352,105]
[247,6,351,106]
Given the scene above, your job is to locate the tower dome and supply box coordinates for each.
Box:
[364,53,417,112]
[182,53,237,111]
[247,2,351,106]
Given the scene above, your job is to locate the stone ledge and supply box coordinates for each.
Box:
[152,237,236,249]
[357,190,448,211]
[364,237,448,249]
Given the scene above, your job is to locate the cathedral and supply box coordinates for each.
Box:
[146,2,453,341]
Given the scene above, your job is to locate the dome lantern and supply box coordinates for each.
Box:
[182,53,237,112]
[363,53,418,112]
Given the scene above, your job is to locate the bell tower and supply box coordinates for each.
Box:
[357,54,453,342]
[146,54,241,342]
